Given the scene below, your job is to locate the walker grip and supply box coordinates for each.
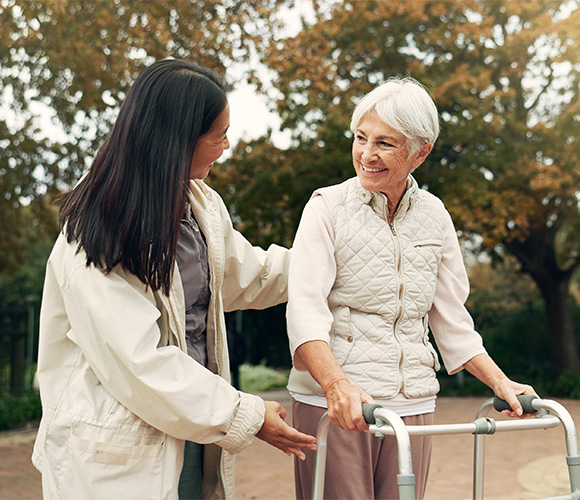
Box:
[362,403,383,424]
[493,395,538,414]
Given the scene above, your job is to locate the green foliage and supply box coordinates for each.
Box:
[480,305,551,379]
[466,257,549,377]
[550,373,580,399]
[0,391,41,432]
[0,200,55,318]
[0,238,54,308]
[437,259,580,397]
[239,363,289,394]
[237,304,292,368]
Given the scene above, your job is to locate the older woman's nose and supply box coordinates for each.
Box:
[361,144,378,161]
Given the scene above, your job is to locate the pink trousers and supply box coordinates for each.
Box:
[292,400,434,500]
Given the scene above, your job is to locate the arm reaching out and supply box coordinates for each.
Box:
[256,401,317,460]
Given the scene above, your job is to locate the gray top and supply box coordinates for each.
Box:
[176,203,211,366]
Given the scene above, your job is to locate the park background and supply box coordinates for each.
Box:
[1,0,580,432]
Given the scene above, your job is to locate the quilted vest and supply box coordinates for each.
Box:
[289,176,446,399]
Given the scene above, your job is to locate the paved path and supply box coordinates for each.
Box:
[2,392,579,499]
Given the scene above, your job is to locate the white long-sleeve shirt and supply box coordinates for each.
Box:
[287,193,486,414]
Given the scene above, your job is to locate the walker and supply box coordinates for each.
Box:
[311,395,580,500]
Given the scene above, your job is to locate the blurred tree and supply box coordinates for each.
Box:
[466,256,542,332]
[465,257,552,380]
[0,0,290,272]
[211,0,580,376]
[0,193,58,307]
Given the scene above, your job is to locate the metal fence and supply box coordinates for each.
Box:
[0,303,39,394]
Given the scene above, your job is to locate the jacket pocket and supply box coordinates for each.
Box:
[414,239,442,247]
[59,421,165,500]
[411,239,443,277]
[329,307,355,367]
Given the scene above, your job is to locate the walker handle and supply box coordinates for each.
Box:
[493,394,538,414]
[362,403,384,424]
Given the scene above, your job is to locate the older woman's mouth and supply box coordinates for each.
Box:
[361,164,387,173]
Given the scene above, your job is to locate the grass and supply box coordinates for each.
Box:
[239,363,289,394]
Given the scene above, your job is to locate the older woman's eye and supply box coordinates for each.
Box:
[356,134,367,143]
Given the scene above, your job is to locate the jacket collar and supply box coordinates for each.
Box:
[357,175,419,219]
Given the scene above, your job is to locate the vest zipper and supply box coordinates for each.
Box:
[390,222,406,393]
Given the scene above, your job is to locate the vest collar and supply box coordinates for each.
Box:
[356,175,419,219]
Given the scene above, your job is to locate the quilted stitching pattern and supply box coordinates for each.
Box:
[323,177,445,398]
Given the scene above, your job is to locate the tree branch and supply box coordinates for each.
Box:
[525,65,555,113]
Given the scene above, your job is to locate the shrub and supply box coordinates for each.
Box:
[0,392,42,432]
[239,363,289,393]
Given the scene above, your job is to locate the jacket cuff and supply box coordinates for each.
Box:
[216,392,265,455]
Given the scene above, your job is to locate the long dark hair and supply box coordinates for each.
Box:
[59,59,228,294]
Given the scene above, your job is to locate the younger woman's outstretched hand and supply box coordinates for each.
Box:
[256,401,317,460]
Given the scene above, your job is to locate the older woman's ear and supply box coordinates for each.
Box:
[411,143,434,170]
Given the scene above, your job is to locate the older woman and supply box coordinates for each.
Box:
[286,77,535,500]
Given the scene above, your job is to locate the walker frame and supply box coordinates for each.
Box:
[311,396,580,500]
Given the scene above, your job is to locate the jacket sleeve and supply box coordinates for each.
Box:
[428,210,487,374]
[286,195,337,370]
[217,194,290,312]
[57,242,264,454]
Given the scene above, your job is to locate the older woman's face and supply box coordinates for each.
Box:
[352,109,431,198]
[190,103,231,180]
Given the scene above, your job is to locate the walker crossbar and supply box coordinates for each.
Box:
[311,396,580,500]
[368,414,561,438]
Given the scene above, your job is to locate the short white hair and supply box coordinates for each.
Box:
[350,77,440,156]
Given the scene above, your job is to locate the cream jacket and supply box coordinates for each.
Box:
[288,176,486,398]
[32,179,289,500]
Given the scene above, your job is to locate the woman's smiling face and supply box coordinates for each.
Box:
[190,103,231,180]
[352,108,431,200]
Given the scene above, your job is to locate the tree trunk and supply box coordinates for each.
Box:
[539,279,580,376]
[505,225,580,377]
